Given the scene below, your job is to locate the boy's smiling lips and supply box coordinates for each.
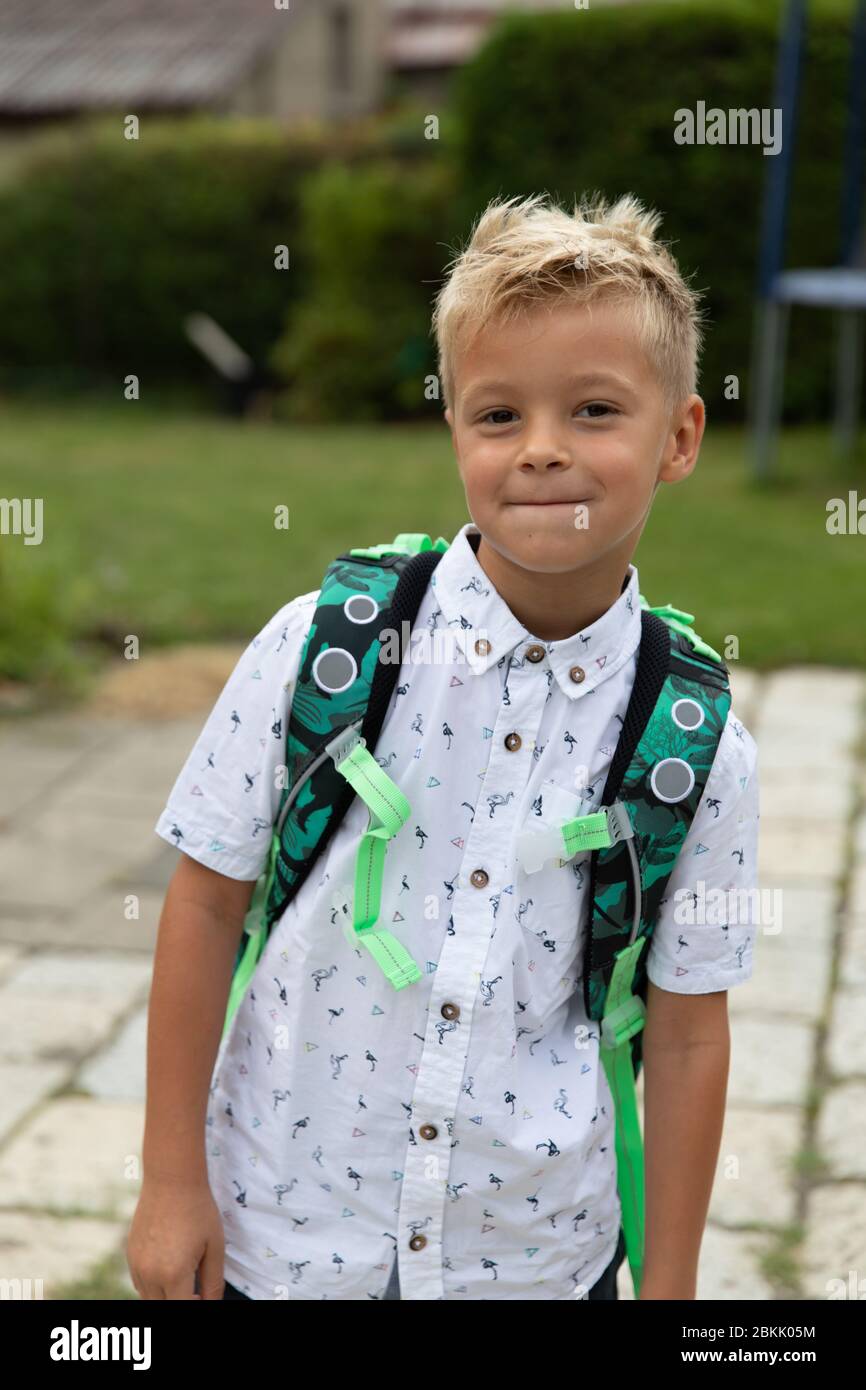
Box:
[510,499,591,507]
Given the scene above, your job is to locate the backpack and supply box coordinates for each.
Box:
[220,532,731,1298]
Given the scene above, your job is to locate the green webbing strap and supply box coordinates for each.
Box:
[222,829,280,1042]
[638,595,722,664]
[334,740,423,990]
[348,533,449,559]
[599,937,647,1297]
[517,809,613,874]
[560,810,613,855]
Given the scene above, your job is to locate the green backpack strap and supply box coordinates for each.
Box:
[222,536,449,1041]
[580,606,731,1297]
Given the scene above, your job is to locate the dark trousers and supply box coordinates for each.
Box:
[585,1225,627,1300]
[222,1225,627,1301]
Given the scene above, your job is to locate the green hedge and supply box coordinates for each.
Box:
[0,116,343,387]
[269,156,460,421]
[448,0,861,421]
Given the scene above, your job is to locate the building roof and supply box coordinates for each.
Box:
[386,1,630,71]
[0,0,297,115]
[0,0,634,116]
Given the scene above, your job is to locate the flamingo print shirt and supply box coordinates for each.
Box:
[154,521,760,1300]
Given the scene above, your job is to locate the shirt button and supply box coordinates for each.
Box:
[525,644,546,663]
[504,731,522,751]
[470,868,489,888]
[569,665,586,683]
[474,637,492,655]
[409,1234,427,1251]
[419,1123,438,1140]
[441,1001,460,1021]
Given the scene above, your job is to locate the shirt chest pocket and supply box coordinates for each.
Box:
[513,778,592,956]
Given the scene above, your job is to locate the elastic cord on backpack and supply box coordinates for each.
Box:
[329,729,423,990]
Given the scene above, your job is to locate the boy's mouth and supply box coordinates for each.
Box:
[512,499,590,507]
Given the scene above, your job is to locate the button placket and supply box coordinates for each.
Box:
[395,649,550,1300]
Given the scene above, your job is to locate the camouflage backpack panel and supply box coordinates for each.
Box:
[264,550,409,927]
[584,630,732,1025]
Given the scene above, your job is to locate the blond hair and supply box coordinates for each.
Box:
[431,191,705,416]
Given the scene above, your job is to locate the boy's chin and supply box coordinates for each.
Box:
[490,527,598,574]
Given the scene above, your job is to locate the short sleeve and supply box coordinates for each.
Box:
[646,708,760,994]
[153,589,319,880]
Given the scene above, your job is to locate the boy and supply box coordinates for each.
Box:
[127,192,759,1301]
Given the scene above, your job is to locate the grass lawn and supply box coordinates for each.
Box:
[1,399,864,690]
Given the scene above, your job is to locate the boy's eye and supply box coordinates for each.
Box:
[480,403,618,425]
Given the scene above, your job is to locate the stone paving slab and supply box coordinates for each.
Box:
[0,1061,68,1142]
[758,819,848,883]
[0,837,110,915]
[826,987,866,1078]
[0,951,151,1066]
[838,915,866,989]
[696,1224,778,1300]
[0,1211,128,1299]
[0,911,82,952]
[729,881,836,953]
[815,1082,866,1180]
[0,943,24,980]
[799,1184,866,1301]
[77,1006,148,1104]
[63,888,164,954]
[727,1018,814,1108]
[113,843,178,896]
[758,769,844,821]
[2,995,137,1067]
[732,933,831,1023]
[709,1106,802,1229]
[5,950,152,997]
[615,1223,778,1301]
[60,722,208,805]
[850,864,866,917]
[0,815,167,918]
[0,1098,143,1219]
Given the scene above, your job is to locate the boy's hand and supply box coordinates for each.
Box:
[127,1178,226,1300]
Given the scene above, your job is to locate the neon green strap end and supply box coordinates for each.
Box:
[560,810,613,856]
[599,937,648,1298]
[638,594,722,663]
[349,533,449,559]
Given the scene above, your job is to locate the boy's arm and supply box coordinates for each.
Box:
[639,981,730,1300]
[131,594,315,1296]
[141,854,256,1188]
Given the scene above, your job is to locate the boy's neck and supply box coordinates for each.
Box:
[470,531,631,644]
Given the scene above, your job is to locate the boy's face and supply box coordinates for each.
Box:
[444,297,704,579]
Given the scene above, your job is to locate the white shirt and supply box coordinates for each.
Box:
[155,521,760,1300]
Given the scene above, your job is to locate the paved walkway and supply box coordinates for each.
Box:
[0,662,865,1300]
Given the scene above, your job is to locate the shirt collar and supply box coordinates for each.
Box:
[429,521,643,700]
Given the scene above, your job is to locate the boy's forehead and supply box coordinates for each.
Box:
[455,298,652,398]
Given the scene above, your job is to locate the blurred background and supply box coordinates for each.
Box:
[0,0,864,1304]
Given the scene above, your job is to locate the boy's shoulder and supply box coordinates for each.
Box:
[716,704,759,772]
[253,588,320,647]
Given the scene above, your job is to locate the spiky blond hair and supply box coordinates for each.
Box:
[431,191,705,416]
